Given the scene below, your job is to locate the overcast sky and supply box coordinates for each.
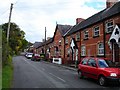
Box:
[0,0,108,43]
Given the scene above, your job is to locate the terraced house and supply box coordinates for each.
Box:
[52,24,72,64]
[64,0,120,65]
[35,0,120,65]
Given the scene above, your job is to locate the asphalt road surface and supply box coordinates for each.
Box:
[12,56,120,88]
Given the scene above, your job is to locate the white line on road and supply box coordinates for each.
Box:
[23,58,42,72]
[49,73,66,82]
[23,58,65,83]
[41,68,45,71]
[23,58,66,88]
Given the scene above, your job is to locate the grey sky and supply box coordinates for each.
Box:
[0,0,108,43]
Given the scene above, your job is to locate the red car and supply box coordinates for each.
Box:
[31,54,41,61]
[78,57,120,86]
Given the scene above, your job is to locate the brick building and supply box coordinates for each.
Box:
[36,38,53,59]
[35,0,120,65]
[52,24,72,64]
[64,0,120,65]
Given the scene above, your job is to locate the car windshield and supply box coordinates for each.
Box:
[98,59,115,68]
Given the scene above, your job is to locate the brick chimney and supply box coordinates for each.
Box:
[106,0,119,8]
[76,18,85,24]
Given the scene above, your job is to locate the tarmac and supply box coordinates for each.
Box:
[41,60,77,72]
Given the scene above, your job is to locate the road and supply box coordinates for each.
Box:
[12,56,120,88]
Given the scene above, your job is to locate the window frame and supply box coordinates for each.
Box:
[97,42,104,56]
[59,40,62,46]
[76,32,80,41]
[81,45,86,56]
[105,20,114,33]
[65,37,68,44]
[93,26,100,37]
[84,30,89,40]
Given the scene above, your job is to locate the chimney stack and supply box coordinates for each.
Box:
[76,18,85,24]
[106,0,119,8]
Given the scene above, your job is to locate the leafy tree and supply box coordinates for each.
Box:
[2,27,12,65]
[1,22,28,55]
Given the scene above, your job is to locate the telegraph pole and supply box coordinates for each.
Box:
[7,3,13,43]
[44,27,47,60]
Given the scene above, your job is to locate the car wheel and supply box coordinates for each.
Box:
[78,70,83,79]
[98,76,106,86]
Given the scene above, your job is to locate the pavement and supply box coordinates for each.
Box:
[41,60,78,72]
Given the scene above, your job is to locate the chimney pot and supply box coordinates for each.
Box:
[76,18,85,24]
[106,0,119,8]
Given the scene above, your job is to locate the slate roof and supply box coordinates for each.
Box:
[66,1,120,36]
[33,42,42,48]
[36,38,53,49]
[57,24,72,36]
[45,38,53,45]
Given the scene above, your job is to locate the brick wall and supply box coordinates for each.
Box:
[64,14,120,64]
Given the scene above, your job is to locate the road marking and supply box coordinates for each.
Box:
[49,73,66,82]
[42,68,45,71]
[22,58,67,88]
[23,58,42,72]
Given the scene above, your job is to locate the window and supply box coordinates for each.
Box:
[67,48,71,54]
[84,30,89,39]
[98,59,108,68]
[106,20,114,33]
[93,26,99,37]
[47,48,50,52]
[59,40,61,46]
[81,45,86,56]
[98,43,104,56]
[65,38,68,44]
[81,58,88,65]
[88,59,96,67]
[76,32,80,41]
[55,46,58,52]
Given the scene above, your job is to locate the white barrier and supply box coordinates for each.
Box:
[52,58,62,64]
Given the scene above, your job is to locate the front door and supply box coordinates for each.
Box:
[114,43,119,62]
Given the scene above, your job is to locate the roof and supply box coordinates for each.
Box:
[33,42,42,48]
[53,24,72,40]
[45,38,53,45]
[66,1,120,36]
[36,38,53,49]
[57,24,72,36]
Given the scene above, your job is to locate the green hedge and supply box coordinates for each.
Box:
[2,55,13,88]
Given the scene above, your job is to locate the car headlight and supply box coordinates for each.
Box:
[110,73,117,77]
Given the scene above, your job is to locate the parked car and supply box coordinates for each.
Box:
[78,57,120,86]
[31,54,41,61]
[25,53,33,59]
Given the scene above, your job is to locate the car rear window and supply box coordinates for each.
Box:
[81,58,88,65]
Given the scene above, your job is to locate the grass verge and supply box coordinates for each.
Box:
[2,55,13,88]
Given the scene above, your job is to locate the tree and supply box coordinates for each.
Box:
[1,22,28,55]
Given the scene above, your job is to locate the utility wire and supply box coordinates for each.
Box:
[0,8,9,17]
[13,9,36,31]
[0,0,19,17]
[14,0,19,5]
